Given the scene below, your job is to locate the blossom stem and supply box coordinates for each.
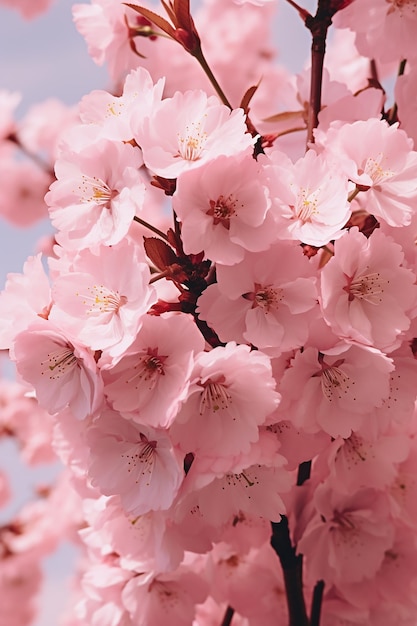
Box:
[6,132,55,177]
[348,187,360,203]
[270,517,309,626]
[305,5,332,146]
[133,215,169,241]
[220,605,235,626]
[310,580,325,626]
[193,48,233,109]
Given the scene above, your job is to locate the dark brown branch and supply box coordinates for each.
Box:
[270,517,309,626]
[310,580,325,626]
[220,605,235,626]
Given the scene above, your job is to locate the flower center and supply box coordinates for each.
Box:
[344,270,387,304]
[125,348,167,391]
[77,284,128,315]
[295,187,319,223]
[243,283,283,313]
[41,345,78,380]
[77,174,116,206]
[177,120,207,161]
[206,194,238,229]
[121,432,157,484]
[199,377,232,414]
[361,153,394,186]
[315,355,352,402]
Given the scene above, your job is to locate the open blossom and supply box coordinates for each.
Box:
[12,320,103,420]
[320,118,417,227]
[50,240,156,356]
[170,343,280,464]
[334,0,417,63]
[172,153,277,265]
[0,253,51,349]
[264,148,351,246]
[102,313,205,428]
[137,90,255,179]
[298,483,395,586]
[320,227,417,351]
[79,67,165,143]
[46,137,146,249]
[87,410,184,516]
[278,343,394,438]
[197,241,318,354]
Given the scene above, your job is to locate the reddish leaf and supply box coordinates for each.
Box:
[240,82,260,114]
[124,4,176,38]
[143,237,178,270]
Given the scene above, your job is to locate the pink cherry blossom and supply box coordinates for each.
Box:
[334,0,417,63]
[87,410,184,516]
[172,153,277,265]
[12,320,103,420]
[102,313,205,428]
[278,343,394,438]
[0,0,54,18]
[50,240,156,356]
[320,227,417,351]
[265,148,351,246]
[0,253,51,349]
[170,342,280,462]
[320,118,417,227]
[79,67,165,143]
[298,483,395,586]
[46,137,145,249]
[197,242,319,354]
[137,90,255,179]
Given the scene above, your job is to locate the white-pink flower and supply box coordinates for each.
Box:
[321,118,417,227]
[265,148,351,246]
[50,240,156,356]
[102,313,205,428]
[46,137,145,249]
[298,483,395,586]
[137,90,255,179]
[170,343,280,463]
[320,227,417,351]
[172,153,277,265]
[87,410,184,516]
[12,320,103,420]
[197,242,318,354]
[278,343,394,438]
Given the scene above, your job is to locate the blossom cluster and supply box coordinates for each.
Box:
[2,0,417,625]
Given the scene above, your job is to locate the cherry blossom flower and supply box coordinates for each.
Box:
[50,240,156,356]
[278,343,394,438]
[102,313,205,428]
[298,483,395,586]
[79,67,165,143]
[320,227,417,351]
[172,153,277,265]
[197,242,318,354]
[137,90,255,179]
[46,137,146,249]
[12,320,103,420]
[0,253,51,349]
[264,148,351,246]
[334,0,417,63]
[320,118,417,227]
[87,410,184,516]
[170,343,280,463]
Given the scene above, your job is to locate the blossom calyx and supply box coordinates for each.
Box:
[125,0,202,56]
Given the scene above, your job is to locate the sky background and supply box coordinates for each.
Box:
[0,1,311,624]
